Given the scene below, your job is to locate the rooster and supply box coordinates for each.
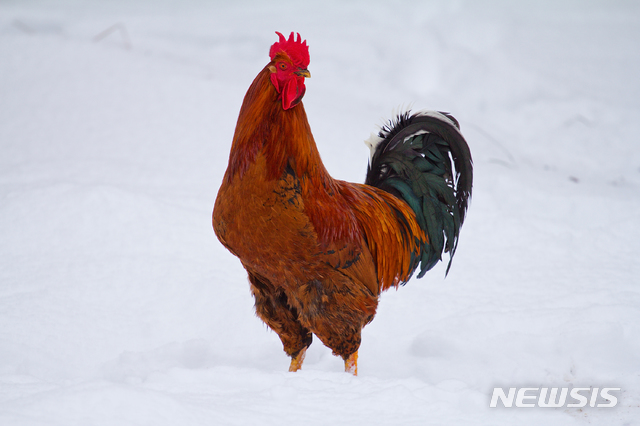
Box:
[213,32,472,375]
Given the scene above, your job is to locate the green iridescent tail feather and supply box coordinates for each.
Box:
[365,110,473,277]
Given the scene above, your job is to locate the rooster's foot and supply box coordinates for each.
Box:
[344,351,358,376]
[288,347,307,372]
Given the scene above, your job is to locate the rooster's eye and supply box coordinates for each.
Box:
[279,62,288,71]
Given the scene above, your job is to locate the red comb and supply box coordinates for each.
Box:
[269,32,310,68]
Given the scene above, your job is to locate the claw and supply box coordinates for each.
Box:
[288,347,307,372]
[344,351,358,375]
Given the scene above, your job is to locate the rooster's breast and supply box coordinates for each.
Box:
[213,154,320,283]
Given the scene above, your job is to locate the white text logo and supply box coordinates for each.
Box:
[489,387,620,408]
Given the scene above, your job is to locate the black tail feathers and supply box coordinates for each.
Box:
[365,110,473,277]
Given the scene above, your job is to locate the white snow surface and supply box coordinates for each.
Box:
[1,1,640,425]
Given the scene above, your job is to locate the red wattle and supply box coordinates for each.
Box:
[281,77,305,110]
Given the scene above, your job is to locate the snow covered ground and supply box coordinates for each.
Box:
[1,0,639,424]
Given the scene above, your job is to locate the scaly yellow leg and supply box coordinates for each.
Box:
[344,351,358,376]
[288,347,307,372]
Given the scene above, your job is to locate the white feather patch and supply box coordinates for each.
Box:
[364,132,384,162]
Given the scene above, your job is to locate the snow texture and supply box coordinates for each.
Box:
[1,1,639,425]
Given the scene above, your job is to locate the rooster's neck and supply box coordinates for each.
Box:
[223,65,362,251]
[226,65,330,185]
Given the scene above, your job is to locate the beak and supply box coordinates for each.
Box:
[295,68,311,78]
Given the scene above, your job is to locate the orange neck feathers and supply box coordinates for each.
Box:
[226,65,326,184]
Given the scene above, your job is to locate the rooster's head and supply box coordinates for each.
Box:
[268,32,310,110]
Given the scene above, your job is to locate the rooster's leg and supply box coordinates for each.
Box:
[344,351,358,376]
[293,275,376,376]
[247,271,313,369]
[288,346,307,372]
